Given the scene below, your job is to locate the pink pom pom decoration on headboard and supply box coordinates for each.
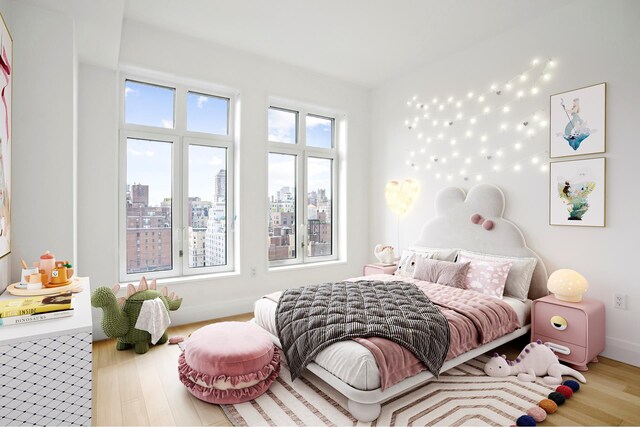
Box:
[470,213,494,231]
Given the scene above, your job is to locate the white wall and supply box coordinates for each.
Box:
[370,0,640,366]
[0,0,77,288]
[80,21,371,338]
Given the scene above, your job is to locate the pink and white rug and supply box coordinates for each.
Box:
[221,354,555,426]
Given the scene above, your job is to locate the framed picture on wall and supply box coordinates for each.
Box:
[549,83,606,158]
[0,13,11,260]
[549,157,605,227]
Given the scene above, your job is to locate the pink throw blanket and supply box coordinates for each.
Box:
[263,276,520,390]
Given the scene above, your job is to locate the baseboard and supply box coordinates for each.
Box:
[602,336,640,367]
[92,295,258,341]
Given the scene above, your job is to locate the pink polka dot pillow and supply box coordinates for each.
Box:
[457,255,512,299]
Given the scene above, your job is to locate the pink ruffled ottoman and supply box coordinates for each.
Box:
[178,321,280,404]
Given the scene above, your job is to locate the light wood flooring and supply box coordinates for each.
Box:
[93,315,640,426]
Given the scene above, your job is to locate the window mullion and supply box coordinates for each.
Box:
[180,137,188,275]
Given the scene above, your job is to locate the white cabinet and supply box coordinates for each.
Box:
[0,278,92,426]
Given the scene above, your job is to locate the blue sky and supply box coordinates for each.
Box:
[268,153,332,206]
[125,81,331,206]
[267,108,333,149]
[126,81,228,206]
[267,109,333,201]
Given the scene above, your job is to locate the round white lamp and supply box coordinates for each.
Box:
[547,269,589,302]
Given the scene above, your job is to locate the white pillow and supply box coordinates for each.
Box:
[394,250,434,278]
[407,246,459,262]
[457,250,537,301]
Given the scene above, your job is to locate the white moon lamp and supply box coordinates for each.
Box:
[547,269,589,302]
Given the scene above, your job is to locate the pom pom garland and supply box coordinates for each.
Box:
[563,379,580,392]
[517,376,583,426]
[556,385,573,399]
[538,398,558,414]
[548,391,566,406]
[516,415,537,426]
[526,406,547,422]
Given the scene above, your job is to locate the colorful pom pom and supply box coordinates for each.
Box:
[563,379,580,392]
[538,399,558,414]
[526,406,547,422]
[556,385,573,399]
[548,391,566,406]
[516,415,537,426]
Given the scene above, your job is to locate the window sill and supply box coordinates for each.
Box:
[268,259,347,273]
[119,271,241,289]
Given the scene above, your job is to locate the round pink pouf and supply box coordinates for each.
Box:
[178,321,280,404]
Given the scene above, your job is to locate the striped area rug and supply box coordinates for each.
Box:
[221,354,555,426]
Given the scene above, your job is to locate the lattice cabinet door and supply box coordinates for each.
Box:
[0,331,92,426]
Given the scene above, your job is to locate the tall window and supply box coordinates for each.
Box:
[267,104,338,266]
[120,77,234,280]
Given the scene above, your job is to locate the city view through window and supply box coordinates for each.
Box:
[268,155,333,262]
[125,140,228,274]
[124,79,231,276]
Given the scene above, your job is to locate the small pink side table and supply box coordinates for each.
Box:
[363,263,397,276]
[531,294,605,371]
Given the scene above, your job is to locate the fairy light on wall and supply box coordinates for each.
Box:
[403,57,557,181]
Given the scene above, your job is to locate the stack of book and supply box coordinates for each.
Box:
[0,292,74,326]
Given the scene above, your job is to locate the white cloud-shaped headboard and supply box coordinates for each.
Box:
[414,184,548,299]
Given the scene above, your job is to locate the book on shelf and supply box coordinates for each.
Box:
[0,292,73,318]
[0,309,74,326]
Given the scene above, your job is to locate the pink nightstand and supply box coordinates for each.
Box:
[531,294,605,371]
[363,263,397,276]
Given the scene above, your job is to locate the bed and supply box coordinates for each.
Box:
[253,184,549,421]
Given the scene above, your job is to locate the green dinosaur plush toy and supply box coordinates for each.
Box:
[91,277,182,354]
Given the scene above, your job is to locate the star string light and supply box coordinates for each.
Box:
[403,57,556,181]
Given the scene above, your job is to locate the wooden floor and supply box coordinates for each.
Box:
[93,316,640,426]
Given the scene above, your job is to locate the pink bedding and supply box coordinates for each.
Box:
[263,275,520,390]
[348,274,521,389]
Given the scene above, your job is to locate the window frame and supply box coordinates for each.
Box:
[119,73,236,282]
[267,103,339,268]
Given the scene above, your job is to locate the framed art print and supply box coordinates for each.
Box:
[0,12,10,259]
[549,157,605,227]
[549,83,605,158]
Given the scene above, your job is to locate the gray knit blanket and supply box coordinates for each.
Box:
[275,280,450,381]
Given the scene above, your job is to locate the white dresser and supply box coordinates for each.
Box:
[0,277,92,426]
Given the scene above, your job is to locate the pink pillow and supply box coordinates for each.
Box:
[412,257,470,289]
[457,255,512,299]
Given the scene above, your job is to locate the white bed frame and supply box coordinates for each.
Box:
[260,325,530,421]
[259,185,549,422]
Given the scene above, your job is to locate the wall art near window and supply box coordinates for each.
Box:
[0,13,11,259]
[549,157,605,227]
[549,83,605,158]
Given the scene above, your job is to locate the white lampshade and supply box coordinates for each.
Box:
[547,269,588,302]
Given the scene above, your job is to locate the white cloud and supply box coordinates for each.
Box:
[207,156,222,166]
[125,87,136,97]
[197,95,208,109]
[268,110,296,143]
[306,115,330,129]
[127,147,154,157]
[162,119,173,129]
